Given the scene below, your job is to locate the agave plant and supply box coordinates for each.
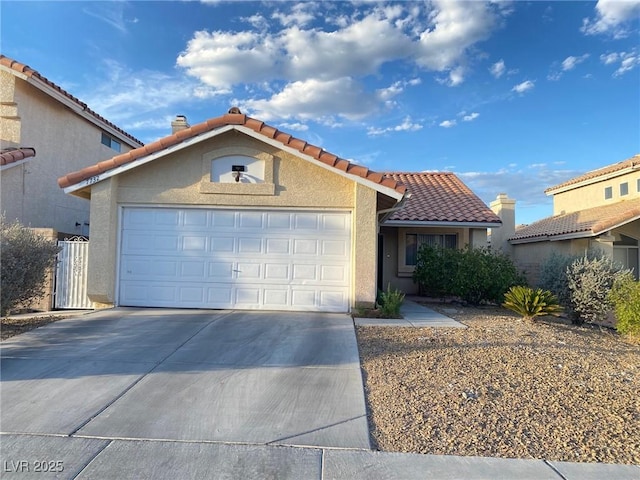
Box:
[502,286,563,322]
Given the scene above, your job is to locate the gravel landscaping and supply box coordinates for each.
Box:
[1,314,70,341]
[357,304,640,464]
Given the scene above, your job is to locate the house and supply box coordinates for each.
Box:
[0,54,143,236]
[379,172,501,294]
[491,154,640,284]
[58,108,501,312]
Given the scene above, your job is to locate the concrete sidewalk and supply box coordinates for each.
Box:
[354,299,466,327]
[1,433,638,479]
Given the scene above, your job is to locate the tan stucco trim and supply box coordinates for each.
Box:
[199,146,276,195]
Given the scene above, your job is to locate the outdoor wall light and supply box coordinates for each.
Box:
[232,164,246,182]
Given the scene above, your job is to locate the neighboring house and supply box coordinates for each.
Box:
[0,54,143,236]
[380,172,501,294]
[58,108,500,312]
[491,154,640,284]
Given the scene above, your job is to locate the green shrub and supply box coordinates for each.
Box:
[1,218,60,316]
[566,254,631,325]
[609,276,640,337]
[503,286,562,322]
[377,283,405,318]
[412,244,458,297]
[413,245,525,305]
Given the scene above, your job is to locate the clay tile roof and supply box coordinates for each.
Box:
[546,154,640,193]
[384,172,501,224]
[510,197,640,242]
[58,109,406,196]
[0,54,143,147]
[0,147,36,166]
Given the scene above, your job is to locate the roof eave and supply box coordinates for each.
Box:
[27,76,143,149]
[0,157,33,171]
[546,164,640,195]
[382,220,501,228]
[509,230,595,244]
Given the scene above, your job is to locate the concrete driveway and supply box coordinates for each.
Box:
[1,308,369,478]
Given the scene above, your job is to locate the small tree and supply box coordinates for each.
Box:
[566,254,631,325]
[1,218,60,316]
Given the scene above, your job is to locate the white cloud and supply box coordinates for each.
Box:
[512,80,535,94]
[272,3,316,27]
[601,50,640,76]
[439,119,457,128]
[82,3,139,33]
[600,52,620,65]
[581,0,640,38]
[548,54,590,81]
[562,54,590,71]
[462,112,480,122]
[240,77,378,122]
[278,122,309,132]
[367,116,423,136]
[77,59,226,136]
[176,2,512,123]
[490,59,506,78]
[457,166,583,212]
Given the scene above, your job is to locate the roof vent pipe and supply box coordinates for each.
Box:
[171,115,189,134]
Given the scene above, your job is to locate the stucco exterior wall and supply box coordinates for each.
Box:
[0,74,137,235]
[512,238,590,286]
[553,170,640,215]
[86,131,380,308]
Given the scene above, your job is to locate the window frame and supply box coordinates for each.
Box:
[101,132,121,152]
[604,186,613,199]
[620,182,629,196]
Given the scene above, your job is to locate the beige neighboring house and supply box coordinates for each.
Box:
[58,108,501,312]
[1,54,142,311]
[491,154,640,284]
[0,54,143,236]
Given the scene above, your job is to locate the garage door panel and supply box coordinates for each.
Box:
[119,208,351,312]
[212,211,235,227]
[238,237,262,253]
[208,286,232,304]
[209,262,234,279]
[182,235,207,252]
[211,237,234,253]
[322,240,348,256]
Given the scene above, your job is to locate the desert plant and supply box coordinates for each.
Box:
[1,218,60,316]
[503,286,562,322]
[377,283,405,318]
[566,254,631,325]
[609,276,640,337]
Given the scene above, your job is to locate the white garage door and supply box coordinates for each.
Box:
[118,207,352,312]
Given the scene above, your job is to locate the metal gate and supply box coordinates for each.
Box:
[55,236,94,309]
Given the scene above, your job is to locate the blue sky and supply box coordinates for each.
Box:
[2,1,639,224]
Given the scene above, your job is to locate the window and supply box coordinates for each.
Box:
[405,233,457,266]
[637,178,640,192]
[620,182,629,196]
[101,132,121,152]
[604,186,612,199]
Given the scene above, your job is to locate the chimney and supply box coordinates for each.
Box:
[490,193,516,255]
[171,115,189,134]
